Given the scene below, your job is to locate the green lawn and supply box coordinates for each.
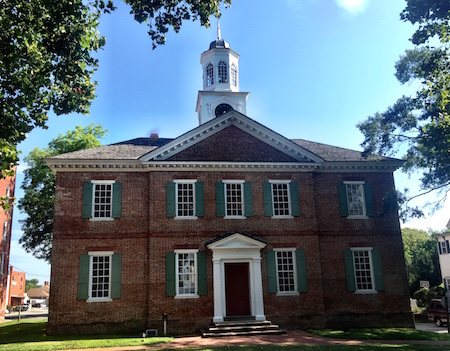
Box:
[1,319,450,351]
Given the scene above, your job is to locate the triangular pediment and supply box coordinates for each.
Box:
[206,232,267,250]
[139,111,323,164]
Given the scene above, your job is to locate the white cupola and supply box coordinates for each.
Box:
[196,22,249,125]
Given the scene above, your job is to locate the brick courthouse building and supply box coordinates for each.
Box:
[46,35,413,335]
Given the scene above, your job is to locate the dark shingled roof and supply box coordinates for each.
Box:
[47,137,400,163]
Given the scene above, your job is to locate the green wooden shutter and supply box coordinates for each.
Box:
[263,182,273,217]
[344,250,356,292]
[266,250,277,293]
[166,182,176,217]
[197,251,207,295]
[364,183,375,217]
[111,254,122,298]
[446,240,450,254]
[166,252,176,296]
[243,182,253,217]
[296,250,307,292]
[78,255,90,300]
[82,183,93,218]
[216,182,225,217]
[290,182,300,217]
[195,182,205,217]
[338,183,349,217]
[438,242,443,255]
[372,249,384,291]
[112,182,122,218]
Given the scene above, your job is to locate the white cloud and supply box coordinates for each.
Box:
[335,0,370,14]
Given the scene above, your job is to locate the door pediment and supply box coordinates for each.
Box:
[206,232,266,251]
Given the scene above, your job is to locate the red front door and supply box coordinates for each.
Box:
[225,262,250,316]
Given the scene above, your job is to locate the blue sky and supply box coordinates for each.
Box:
[9,0,450,284]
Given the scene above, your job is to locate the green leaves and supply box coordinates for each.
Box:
[359,1,450,217]
[18,124,107,263]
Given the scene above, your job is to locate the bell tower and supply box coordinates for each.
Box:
[196,22,249,125]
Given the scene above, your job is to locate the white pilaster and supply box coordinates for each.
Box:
[212,257,224,323]
[253,258,266,321]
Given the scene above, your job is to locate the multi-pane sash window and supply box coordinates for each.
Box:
[218,61,227,83]
[352,249,374,292]
[345,182,366,216]
[226,182,243,217]
[0,252,5,275]
[276,250,296,293]
[206,63,214,86]
[439,240,450,255]
[176,251,197,296]
[177,182,195,217]
[272,182,290,217]
[93,182,113,218]
[2,220,7,240]
[91,254,111,299]
[231,64,237,86]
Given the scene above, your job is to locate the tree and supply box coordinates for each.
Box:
[25,279,40,292]
[401,227,441,296]
[0,0,230,178]
[358,0,450,217]
[18,124,107,262]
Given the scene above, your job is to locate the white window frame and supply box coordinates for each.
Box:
[274,248,299,296]
[174,249,199,299]
[91,180,115,221]
[174,180,197,219]
[231,64,237,86]
[206,63,214,87]
[351,247,376,294]
[344,181,368,219]
[444,277,450,291]
[439,240,449,255]
[87,251,113,302]
[269,180,293,219]
[223,180,246,219]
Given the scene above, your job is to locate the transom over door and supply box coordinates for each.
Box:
[225,262,250,316]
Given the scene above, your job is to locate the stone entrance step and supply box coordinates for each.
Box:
[201,319,287,338]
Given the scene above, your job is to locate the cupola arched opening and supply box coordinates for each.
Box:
[206,63,214,87]
[218,61,228,83]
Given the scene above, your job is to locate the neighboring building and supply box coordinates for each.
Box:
[436,220,450,290]
[46,34,413,335]
[0,171,15,319]
[27,281,50,300]
[8,266,26,308]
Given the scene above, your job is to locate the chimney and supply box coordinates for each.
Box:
[150,133,159,141]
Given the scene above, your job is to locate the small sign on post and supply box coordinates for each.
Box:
[420,281,430,288]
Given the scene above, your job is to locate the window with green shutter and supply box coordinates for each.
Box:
[264,181,300,218]
[167,250,204,298]
[219,180,252,218]
[345,248,383,293]
[339,182,374,218]
[83,181,121,220]
[267,249,307,294]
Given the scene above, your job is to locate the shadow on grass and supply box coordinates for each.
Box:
[310,328,450,341]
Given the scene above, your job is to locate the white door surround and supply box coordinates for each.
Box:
[206,233,267,323]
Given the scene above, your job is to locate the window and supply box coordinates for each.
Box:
[166,181,204,218]
[82,181,122,220]
[0,252,4,275]
[266,249,306,294]
[78,252,122,301]
[338,181,374,218]
[216,181,253,218]
[2,220,7,240]
[263,181,300,218]
[165,251,207,298]
[438,240,450,255]
[218,61,227,83]
[344,248,384,293]
[5,185,10,205]
[231,64,237,86]
[206,63,214,86]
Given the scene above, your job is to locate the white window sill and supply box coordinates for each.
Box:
[276,292,299,296]
[347,215,369,220]
[175,216,198,220]
[87,297,113,303]
[224,216,246,219]
[355,290,377,294]
[89,218,114,222]
[174,294,199,299]
[271,215,294,219]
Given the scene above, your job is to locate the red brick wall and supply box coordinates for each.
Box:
[48,169,412,334]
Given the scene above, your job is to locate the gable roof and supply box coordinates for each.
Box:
[45,111,403,172]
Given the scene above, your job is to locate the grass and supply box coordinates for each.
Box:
[310,327,450,341]
[0,319,172,350]
[1,320,450,351]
